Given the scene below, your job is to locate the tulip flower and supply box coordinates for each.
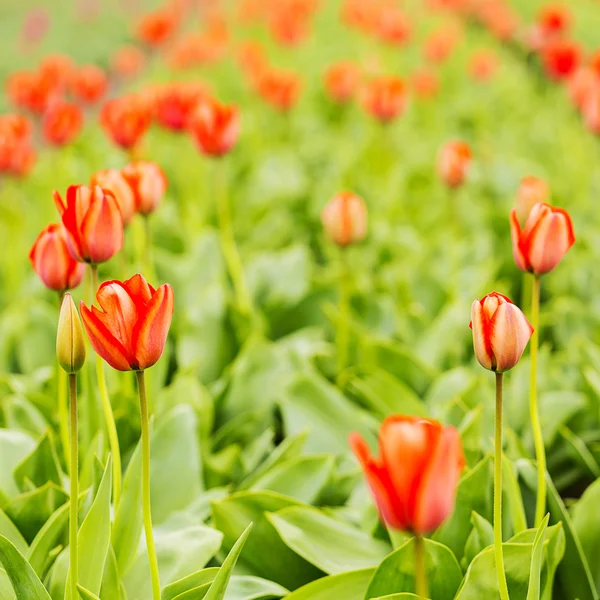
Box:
[54,184,124,264]
[6,69,57,114]
[538,3,571,36]
[470,292,533,373]
[42,100,84,146]
[437,141,472,188]
[361,75,407,123]
[324,61,360,104]
[57,293,86,375]
[189,97,240,157]
[90,168,137,226]
[468,49,499,82]
[542,38,581,81]
[376,7,412,46]
[321,191,368,248]
[136,8,179,47]
[515,176,550,226]
[351,416,464,598]
[29,223,86,292]
[568,67,599,111]
[154,82,209,132]
[471,291,532,600]
[122,161,168,216]
[39,53,75,91]
[80,273,173,600]
[0,113,36,177]
[410,69,439,101]
[111,44,146,79]
[510,202,575,275]
[257,68,301,112]
[71,64,108,104]
[100,93,153,152]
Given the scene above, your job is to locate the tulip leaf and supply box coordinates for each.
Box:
[267,506,390,575]
[462,512,494,567]
[27,500,69,578]
[0,429,36,498]
[162,567,219,600]
[0,507,28,556]
[365,537,462,600]
[526,514,550,600]
[77,584,101,600]
[222,576,288,599]
[0,534,51,599]
[284,568,375,600]
[13,429,63,492]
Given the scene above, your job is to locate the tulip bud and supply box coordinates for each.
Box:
[321,191,367,247]
[121,161,168,215]
[189,97,240,157]
[515,176,550,225]
[470,292,533,372]
[324,61,360,104]
[91,168,137,226]
[510,202,575,275]
[361,75,406,123]
[57,293,86,374]
[437,140,472,188]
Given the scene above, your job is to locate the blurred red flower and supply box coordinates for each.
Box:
[324,61,361,104]
[410,69,439,100]
[0,114,36,177]
[468,49,499,82]
[42,100,84,146]
[136,8,179,47]
[100,94,153,151]
[112,45,146,79]
[361,75,407,123]
[154,82,209,131]
[71,64,108,104]
[6,70,57,114]
[437,140,472,188]
[189,97,240,157]
[376,7,412,46]
[257,68,301,112]
[543,38,581,81]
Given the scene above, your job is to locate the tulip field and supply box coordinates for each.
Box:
[3,0,600,599]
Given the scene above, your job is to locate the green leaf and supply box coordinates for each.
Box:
[0,534,51,599]
[283,568,375,600]
[77,584,100,600]
[204,524,253,600]
[526,514,549,600]
[365,538,462,600]
[572,477,600,594]
[0,430,36,498]
[224,576,288,600]
[267,506,390,575]
[13,431,63,492]
[27,501,69,578]
[100,546,126,600]
[211,491,323,590]
[162,567,219,600]
[370,595,421,600]
[463,512,493,567]
[539,391,586,446]
[0,507,28,555]
[1,568,14,600]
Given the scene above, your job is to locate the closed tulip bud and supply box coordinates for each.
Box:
[91,168,137,226]
[80,273,174,371]
[29,223,86,292]
[324,61,360,104]
[54,184,124,264]
[321,191,367,247]
[437,141,472,188]
[470,292,533,372]
[57,293,86,374]
[361,75,406,123]
[122,161,168,215]
[510,202,575,275]
[350,416,465,533]
[515,176,550,225]
[189,98,240,157]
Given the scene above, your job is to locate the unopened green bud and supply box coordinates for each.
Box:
[57,293,86,374]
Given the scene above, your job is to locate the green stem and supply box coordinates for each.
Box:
[136,370,161,600]
[68,373,79,600]
[91,265,122,509]
[57,291,70,472]
[530,274,546,526]
[336,248,350,381]
[494,372,510,600]
[215,159,252,316]
[414,534,428,599]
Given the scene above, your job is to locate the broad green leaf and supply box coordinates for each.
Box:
[526,515,549,600]
[0,568,13,600]
[204,524,253,600]
[27,501,69,578]
[463,512,493,567]
[283,568,375,600]
[0,534,51,600]
[211,491,323,590]
[0,507,27,555]
[267,507,390,574]
[0,430,36,498]
[224,576,288,600]
[13,431,63,491]
[539,391,586,446]
[365,538,461,600]
[572,477,600,594]
[371,595,421,599]
[100,546,125,600]
[77,584,100,600]
[162,568,219,600]
[4,396,48,439]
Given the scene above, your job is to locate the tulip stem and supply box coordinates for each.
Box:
[336,247,351,382]
[91,265,122,508]
[494,372,510,600]
[136,370,161,600]
[68,373,78,600]
[215,159,253,317]
[57,291,71,472]
[414,534,428,599]
[530,274,546,527]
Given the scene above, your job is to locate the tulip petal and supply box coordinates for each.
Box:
[80,190,124,263]
[509,209,529,272]
[95,281,138,351]
[525,209,575,275]
[80,302,133,371]
[350,432,407,531]
[60,203,85,262]
[489,302,533,372]
[131,283,174,370]
[122,273,154,306]
[471,299,494,370]
[413,427,465,534]
[53,190,66,215]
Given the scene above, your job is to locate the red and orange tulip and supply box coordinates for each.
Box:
[100,94,153,151]
[91,169,137,226]
[122,161,168,215]
[42,100,84,146]
[515,176,550,225]
[350,416,465,533]
[542,38,581,81]
[71,64,108,104]
[189,97,240,157]
[324,61,360,104]
[321,191,368,247]
[361,75,407,123]
[437,141,472,188]
[80,273,174,371]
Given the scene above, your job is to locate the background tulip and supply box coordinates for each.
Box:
[80,273,174,371]
[437,140,472,188]
[122,161,168,216]
[54,184,124,264]
[57,293,86,374]
[29,223,86,292]
[189,97,240,157]
[321,191,367,247]
[350,416,465,533]
[510,202,575,275]
[515,176,550,225]
[470,292,533,372]
[91,168,137,226]
[361,75,406,123]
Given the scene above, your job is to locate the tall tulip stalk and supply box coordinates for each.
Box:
[510,202,575,526]
[350,416,465,599]
[471,292,533,600]
[81,274,174,600]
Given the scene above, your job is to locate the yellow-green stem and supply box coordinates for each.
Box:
[414,534,428,599]
[494,372,510,600]
[68,373,79,600]
[57,292,70,472]
[91,265,122,508]
[336,248,350,381]
[530,274,546,526]
[215,159,252,316]
[136,370,161,600]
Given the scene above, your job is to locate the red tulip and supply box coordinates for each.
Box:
[42,100,84,146]
[376,7,412,46]
[100,94,152,151]
[71,64,108,104]
[423,26,460,64]
[80,273,174,371]
[538,3,571,36]
[515,176,550,225]
[568,67,599,111]
[321,191,367,247]
[350,416,465,533]
[189,97,240,157]
[468,49,499,81]
[112,45,146,79]
[257,68,301,112]
[136,9,178,47]
[361,75,407,123]
[29,224,86,292]
[154,82,209,131]
[91,169,137,226]
[0,114,36,177]
[410,69,439,100]
[437,141,472,188]
[542,38,581,81]
[6,70,57,114]
[122,161,168,215]
[39,54,76,91]
[324,61,361,104]
[54,185,124,264]
[583,84,600,134]
[470,292,533,372]
[510,202,575,275]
